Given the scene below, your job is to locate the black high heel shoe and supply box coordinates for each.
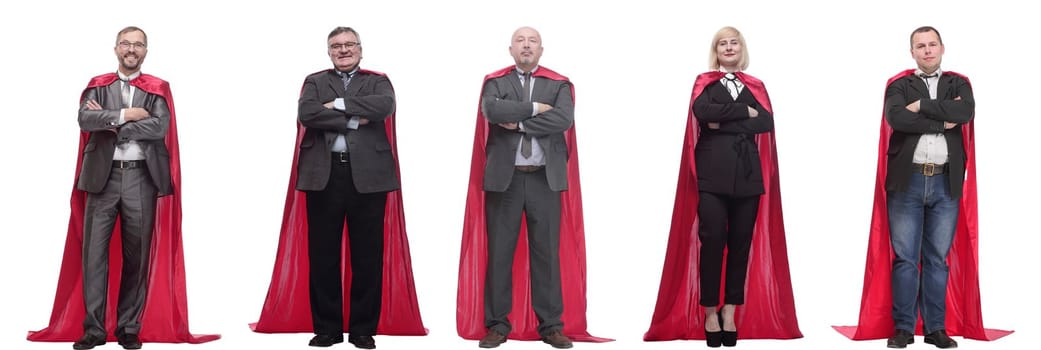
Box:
[705,313,722,348]
[721,312,737,347]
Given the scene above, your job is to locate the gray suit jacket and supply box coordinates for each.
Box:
[296,69,400,193]
[77,80,172,195]
[481,69,574,192]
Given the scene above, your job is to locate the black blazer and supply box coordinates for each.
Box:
[692,81,773,197]
[296,69,400,193]
[884,73,974,198]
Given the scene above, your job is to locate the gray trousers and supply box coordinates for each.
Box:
[81,166,157,337]
[484,168,564,336]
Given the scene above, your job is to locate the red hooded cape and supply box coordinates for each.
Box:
[833,70,1011,340]
[456,66,608,342]
[644,71,802,341]
[28,73,218,343]
[251,69,427,335]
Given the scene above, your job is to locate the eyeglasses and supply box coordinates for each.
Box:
[329,41,360,50]
[118,41,147,50]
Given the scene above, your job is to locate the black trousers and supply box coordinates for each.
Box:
[484,168,564,336]
[82,166,157,337]
[698,191,760,307]
[305,159,386,336]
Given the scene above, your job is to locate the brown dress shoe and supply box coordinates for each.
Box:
[541,331,573,349]
[478,329,507,348]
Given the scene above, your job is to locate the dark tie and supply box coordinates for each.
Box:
[341,71,353,91]
[339,71,353,152]
[121,78,132,108]
[520,72,533,159]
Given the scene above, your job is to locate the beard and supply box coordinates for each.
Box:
[120,55,142,71]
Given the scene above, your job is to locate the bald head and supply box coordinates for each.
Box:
[509,26,543,72]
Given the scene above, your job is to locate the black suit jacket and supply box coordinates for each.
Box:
[77,81,172,195]
[296,69,400,193]
[884,72,974,198]
[692,82,773,197]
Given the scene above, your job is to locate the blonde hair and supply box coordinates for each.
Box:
[708,26,749,71]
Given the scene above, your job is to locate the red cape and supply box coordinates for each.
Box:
[28,73,218,343]
[644,71,802,341]
[251,69,427,335]
[456,66,609,342]
[833,70,1011,340]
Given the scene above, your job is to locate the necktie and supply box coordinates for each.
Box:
[919,72,937,91]
[520,72,533,159]
[723,73,740,100]
[341,71,353,91]
[121,79,132,108]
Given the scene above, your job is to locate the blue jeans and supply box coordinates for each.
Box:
[888,172,959,333]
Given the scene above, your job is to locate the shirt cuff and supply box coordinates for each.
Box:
[347,116,360,130]
[531,102,539,116]
[518,121,526,132]
[334,98,346,110]
[118,109,127,125]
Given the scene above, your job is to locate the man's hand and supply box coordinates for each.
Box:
[85,100,103,110]
[944,122,957,129]
[707,122,720,129]
[536,102,553,114]
[747,106,759,118]
[905,99,921,113]
[498,122,519,130]
[123,107,150,122]
[359,118,370,125]
[323,101,335,109]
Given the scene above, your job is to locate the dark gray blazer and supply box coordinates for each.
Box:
[77,80,172,196]
[480,70,574,192]
[884,72,974,199]
[296,69,400,193]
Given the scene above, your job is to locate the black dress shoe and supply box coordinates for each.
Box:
[73,333,106,350]
[887,329,915,348]
[540,331,573,349]
[118,333,143,349]
[309,334,344,347]
[924,330,958,349]
[348,334,376,349]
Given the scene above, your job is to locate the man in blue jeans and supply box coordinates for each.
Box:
[882,26,974,349]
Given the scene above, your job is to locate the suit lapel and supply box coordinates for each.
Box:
[107,82,122,109]
[345,72,364,98]
[937,74,952,99]
[506,71,525,101]
[907,75,929,100]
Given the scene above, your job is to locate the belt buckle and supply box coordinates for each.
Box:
[922,163,936,176]
[116,160,128,169]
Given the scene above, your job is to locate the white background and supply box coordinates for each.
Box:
[2,1,1036,349]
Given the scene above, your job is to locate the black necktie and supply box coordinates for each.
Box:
[520,72,533,159]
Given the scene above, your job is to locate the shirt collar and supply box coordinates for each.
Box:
[118,71,141,82]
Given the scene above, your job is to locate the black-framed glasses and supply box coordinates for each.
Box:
[118,41,147,50]
[329,42,360,50]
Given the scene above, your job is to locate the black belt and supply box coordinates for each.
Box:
[515,165,544,173]
[112,160,145,169]
[912,163,947,176]
[332,151,350,163]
